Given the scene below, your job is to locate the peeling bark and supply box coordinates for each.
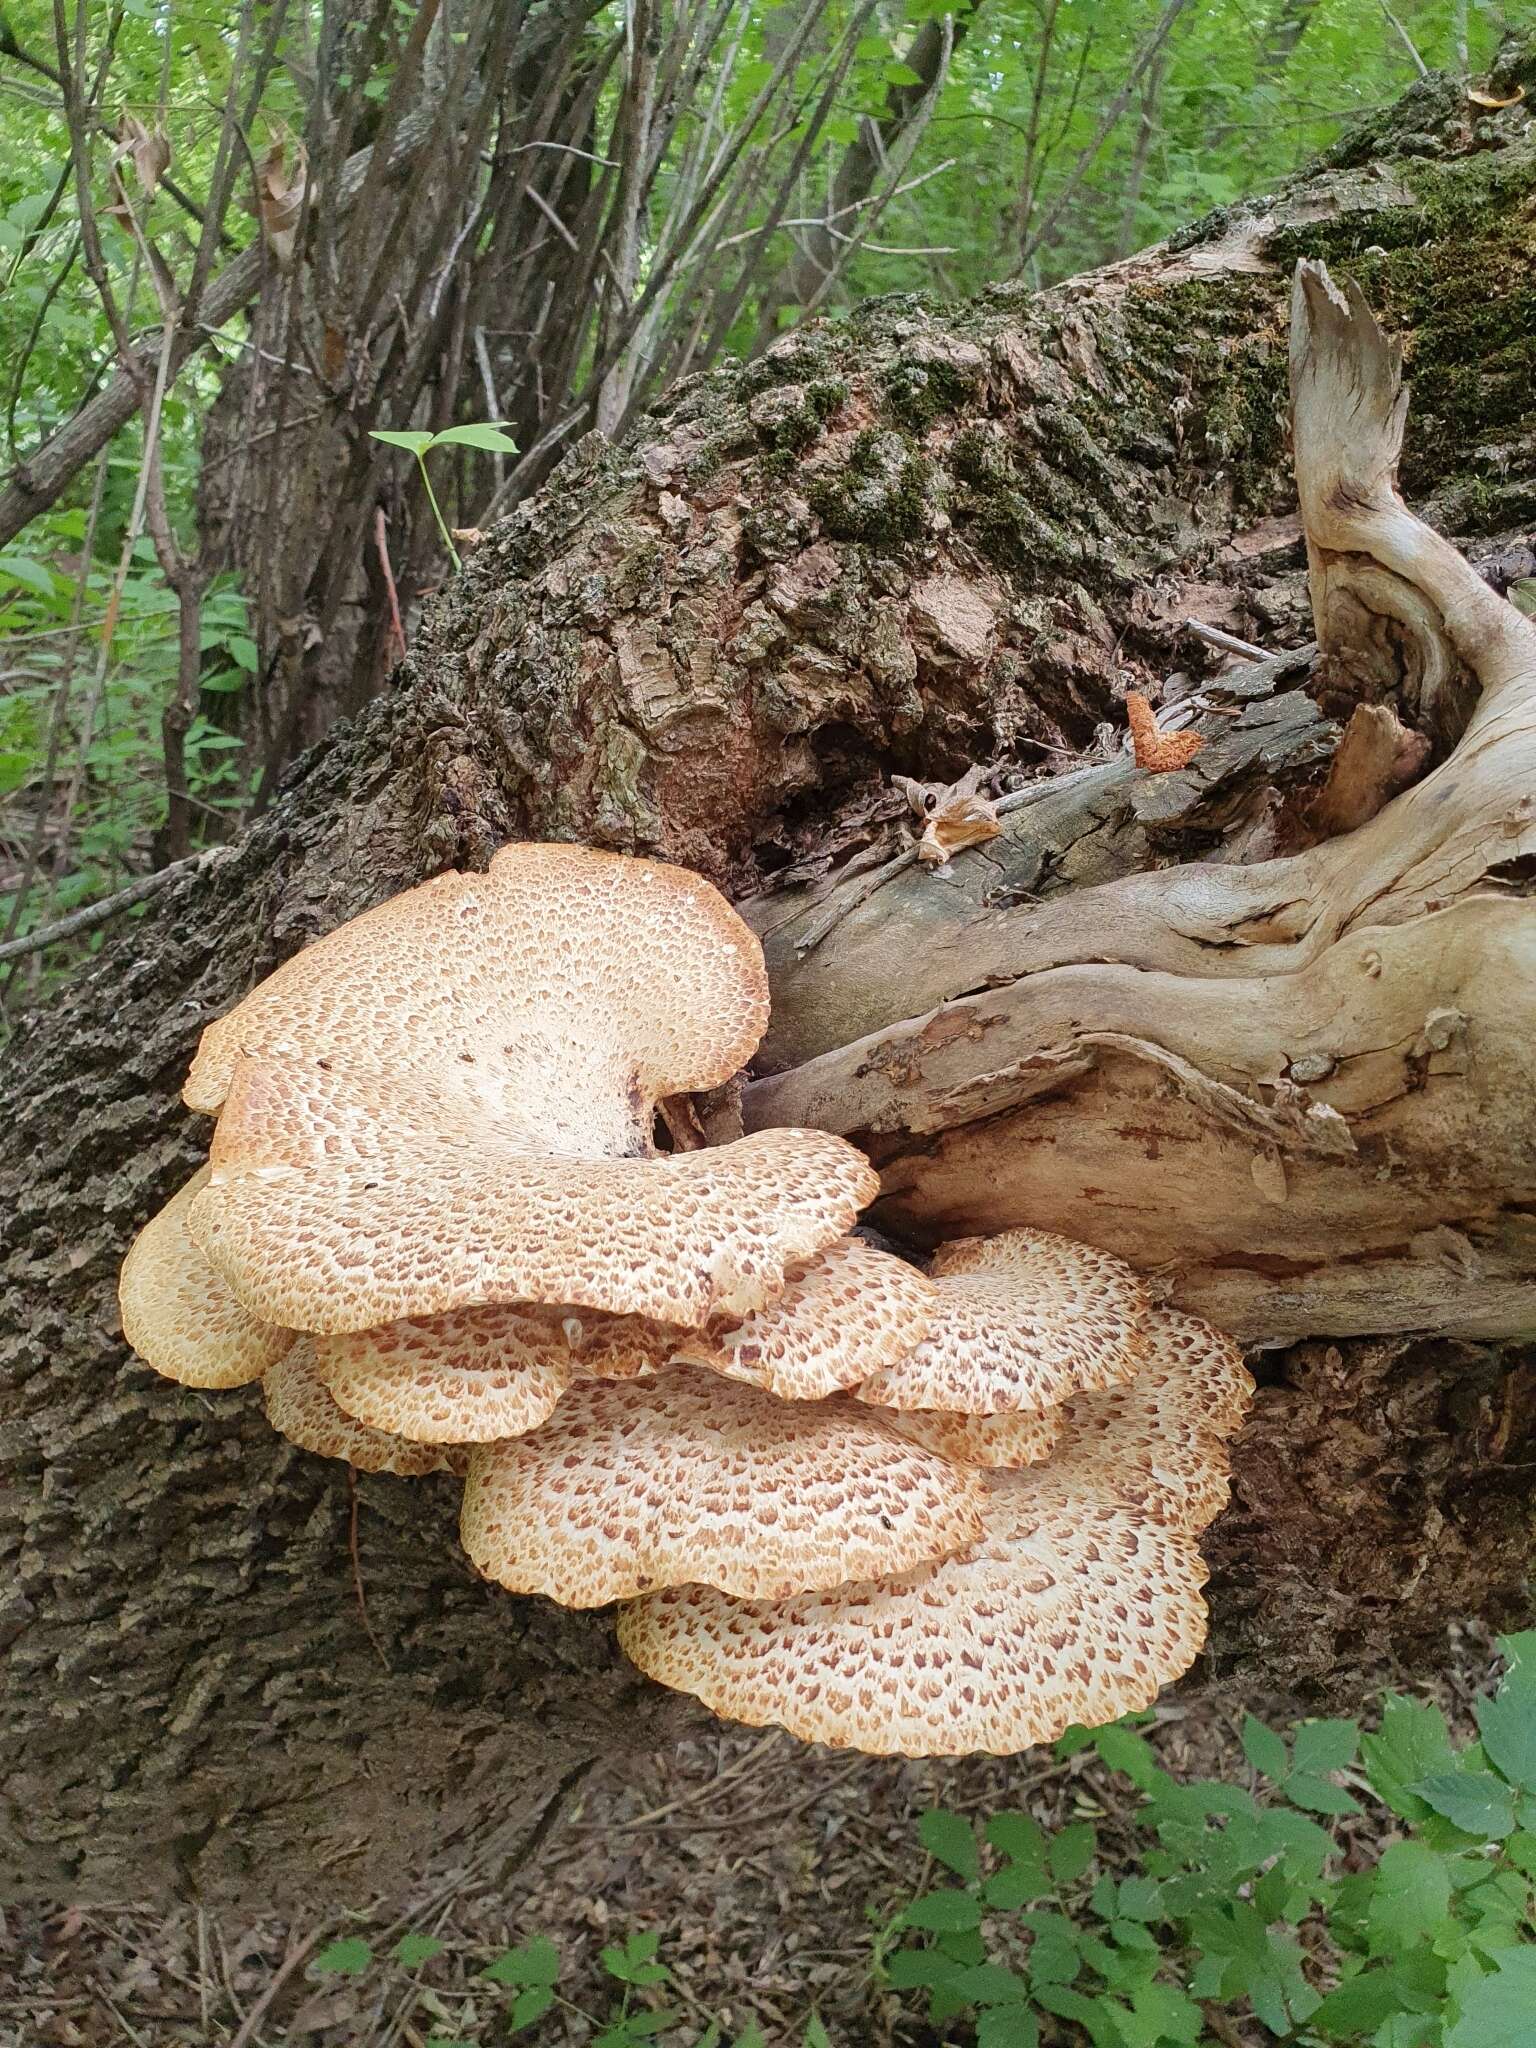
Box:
[4,45,1535,1910]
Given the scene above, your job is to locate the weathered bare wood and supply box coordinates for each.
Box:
[746,265,1536,1345]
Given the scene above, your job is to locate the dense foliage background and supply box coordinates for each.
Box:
[0,0,1512,998]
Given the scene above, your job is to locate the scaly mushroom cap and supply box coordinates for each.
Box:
[856,1227,1147,1416]
[185,842,770,1120]
[884,1406,1061,1470]
[191,1052,877,1332]
[118,1167,294,1389]
[676,1238,938,1401]
[312,1304,675,1444]
[1052,1307,1254,1534]
[617,1463,1208,1755]
[460,1367,989,1607]
[264,1341,463,1476]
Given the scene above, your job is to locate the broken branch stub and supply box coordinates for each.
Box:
[747,261,1536,1345]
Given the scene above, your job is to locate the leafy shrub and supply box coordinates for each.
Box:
[295,1636,1535,2045]
[887,1631,1536,2046]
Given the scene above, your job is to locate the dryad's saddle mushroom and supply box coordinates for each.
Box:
[119,840,1253,1760]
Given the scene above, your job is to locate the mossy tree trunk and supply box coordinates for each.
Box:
[3,45,1534,1912]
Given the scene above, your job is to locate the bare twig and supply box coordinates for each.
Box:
[226,1928,325,2048]
[1377,0,1429,77]
[0,850,208,965]
[1014,0,1193,277]
[375,507,407,659]
[1184,618,1270,661]
[346,1467,392,1674]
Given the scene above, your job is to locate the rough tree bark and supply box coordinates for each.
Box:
[3,44,1534,1911]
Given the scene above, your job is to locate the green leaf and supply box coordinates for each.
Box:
[1413,1771,1517,1840]
[1368,1841,1453,1950]
[1092,1726,1166,1793]
[802,2020,830,2048]
[0,554,57,599]
[1310,1965,1410,2036]
[1126,1981,1202,2045]
[509,1984,555,2030]
[976,2009,1039,2048]
[1022,1914,1079,1987]
[370,428,435,455]
[985,1855,1047,1908]
[884,1948,961,1990]
[1292,1718,1361,1774]
[948,1962,1030,2005]
[903,1888,982,1933]
[392,1932,445,1968]
[1446,1951,1536,2046]
[1047,1823,1096,1885]
[482,1936,561,1986]
[1242,1714,1290,1779]
[311,1937,374,1975]
[430,422,520,454]
[1362,1697,1456,1819]
[884,62,924,86]
[1476,1679,1536,1793]
[1496,1630,1536,1685]
[1285,1771,1362,1816]
[986,1812,1047,1862]
[919,1807,979,1882]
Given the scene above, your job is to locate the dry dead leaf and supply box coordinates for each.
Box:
[115,113,171,196]
[253,137,308,268]
[893,765,1004,868]
[1468,85,1525,109]
[1125,690,1205,773]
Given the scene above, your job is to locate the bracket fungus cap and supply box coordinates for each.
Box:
[192,1069,877,1332]
[675,1237,938,1401]
[618,1463,1208,1756]
[264,1341,464,1476]
[312,1303,674,1444]
[856,1227,1147,1417]
[118,1167,294,1388]
[460,1367,989,1607]
[1052,1306,1254,1533]
[185,842,771,1125]
[884,1405,1061,1470]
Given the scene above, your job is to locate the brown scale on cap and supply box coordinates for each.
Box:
[856,1227,1148,1417]
[884,1405,1062,1470]
[675,1238,938,1402]
[118,1167,294,1389]
[184,843,877,1333]
[312,1303,675,1445]
[264,1341,465,1476]
[1051,1307,1255,1534]
[459,1366,990,1608]
[617,1463,1209,1756]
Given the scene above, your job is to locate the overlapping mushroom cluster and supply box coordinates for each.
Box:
[120,841,1252,1756]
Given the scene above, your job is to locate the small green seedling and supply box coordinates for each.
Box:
[369,421,519,570]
